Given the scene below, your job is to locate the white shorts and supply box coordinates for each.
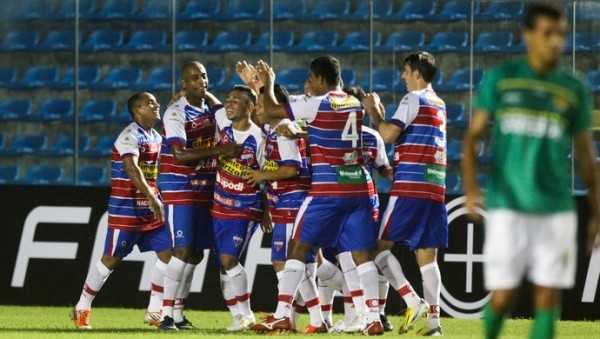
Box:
[484,209,577,290]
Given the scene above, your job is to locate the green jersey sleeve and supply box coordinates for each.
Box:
[474,68,500,116]
[572,80,592,134]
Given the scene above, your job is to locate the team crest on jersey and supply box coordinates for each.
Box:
[233,235,243,248]
[273,241,284,252]
[176,230,184,239]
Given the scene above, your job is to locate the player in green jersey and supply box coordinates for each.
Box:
[462,3,600,339]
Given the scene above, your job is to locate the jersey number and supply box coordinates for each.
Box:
[341,112,359,147]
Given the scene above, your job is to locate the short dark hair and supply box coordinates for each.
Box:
[182,61,204,75]
[403,52,437,83]
[310,55,341,87]
[231,85,257,105]
[127,92,147,118]
[523,2,564,30]
[343,86,366,101]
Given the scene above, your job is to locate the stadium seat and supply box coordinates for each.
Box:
[208,31,252,53]
[0,166,18,184]
[362,69,402,92]
[58,66,101,89]
[137,0,171,20]
[47,135,91,156]
[94,0,138,20]
[335,32,381,53]
[380,31,425,53]
[348,0,393,21]
[175,31,208,51]
[207,68,226,90]
[79,100,117,122]
[37,30,77,51]
[446,173,462,195]
[441,68,483,92]
[428,32,468,53]
[446,103,467,128]
[478,1,524,21]
[79,166,108,186]
[387,0,436,21]
[25,165,64,185]
[432,70,444,88]
[0,68,17,88]
[223,0,264,21]
[83,136,114,157]
[435,0,479,22]
[5,0,50,21]
[587,71,600,93]
[574,2,600,21]
[112,106,131,124]
[248,31,294,53]
[384,104,397,119]
[223,73,245,91]
[179,0,221,20]
[34,99,73,121]
[9,134,48,155]
[277,69,309,92]
[447,140,462,162]
[122,30,167,52]
[305,0,350,21]
[269,0,306,21]
[94,67,143,90]
[474,32,514,53]
[341,69,356,86]
[1,31,39,51]
[142,67,173,91]
[53,0,97,20]
[81,30,124,52]
[565,32,600,53]
[0,100,32,120]
[291,31,338,52]
[17,67,59,89]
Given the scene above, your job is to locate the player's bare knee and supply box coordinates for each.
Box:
[534,286,560,310]
[220,254,238,271]
[415,248,437,267]
[351,250,372,265]
[173,246,192,261]
[272,261,285,272]
[376,240,394,253]
[101,255,121,270]
[491,289,514,313]
[156,250,172,264]
[287,239,310,261]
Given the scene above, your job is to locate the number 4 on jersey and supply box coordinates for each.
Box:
[341,112,359,147]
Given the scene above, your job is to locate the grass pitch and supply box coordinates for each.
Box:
[0,306,598,338]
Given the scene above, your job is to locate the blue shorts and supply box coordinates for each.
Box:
[103,226,172,258]
[166,204,213,250]
[379,196,448,251]
[293,196,377,252]
[213,217,258,258]
[271,222,315,263]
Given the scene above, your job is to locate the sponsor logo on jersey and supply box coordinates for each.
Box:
[219,176,245,192]
[233,235,243,248]
[273,240,284,252]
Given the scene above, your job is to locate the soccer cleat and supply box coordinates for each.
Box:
[304,323,328,334]
[417,325,443,336]
[343,315,366,333]
[380,314,393,332]
[363,320,384,336]
[239,313,256,330]
[159,316,178,331]
[175,316,195,330]
[226,314,244,332]
[70,308,92,330]
[398,299,429,334]
[251,314,293,332]
[331,320,346,333]
[143,311,161,327]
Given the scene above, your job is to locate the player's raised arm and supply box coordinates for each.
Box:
[122,154,164,223]
[256,60,288,120]
[461,109,489,220]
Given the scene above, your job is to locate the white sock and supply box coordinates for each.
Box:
[317,259,344,291]
[173,263,195,323]
[342,279,358,323]
[317,279,334,325]
[375,250,420,308]
[338,252,366,317]
[356,261,381,324]
[76,261,112,311]
[220,273,240,317]
[226,263,252,317]
[378,274,389,315]
[147,260,167,313]
[162,257,186,319]
[298,263,323,327]
[274,259,305,319]
[420,262,441,328]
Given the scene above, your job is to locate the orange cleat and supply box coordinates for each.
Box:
[70,308,92,330]
[363,321,384,336]
[251,314,293,332]
[304,323,329,334]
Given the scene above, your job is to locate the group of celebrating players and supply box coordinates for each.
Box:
[68,3,600,338]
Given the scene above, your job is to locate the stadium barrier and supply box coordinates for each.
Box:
[2,185,599,320]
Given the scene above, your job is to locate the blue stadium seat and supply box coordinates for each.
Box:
[277,69,309,92]
[0,100,32,120]
[0,166,19,184]
[223,73,244,91]
[9,134,48,155]
[38,30,77,51]
[223,0,264,21]
[270,0,306,21]
[574,2,600,21]
[341,69,356,86]
[348,0,393,21]
[387,0,436,21]
[48,135,91,156]
[428,32,468,53]
[335,32,381,53]
[208,31,252,53]
[207,68,226,90]
[587,71,600,93]
[478,1,524,21]
[53,0,97,20]
[17,67,59,89]
[0,68,17,88]
[175,31,208,51]
[565,32,600,53]
[291,31,338,52]
[112,106,131,124]
[446,173,462,195]
[94,67,143,90]
[34,99,73,121]
[179,0,221,20]
[79,166,108,186]
[122,30,167,52]
[6,0,50,21]
[248,31,294,53]
[94,0,138,20]
[441,68,483,92]
[142,67,173,91]
[138,0,171,20]
[2,31,39,51]
[79,100,117,122]
[81,30,124,52]
[435,0,479,22]
[83,136,114,157]
[58,66,101,89]
[432,70,444,88]
[380,31,425,53]
[305,0,350,21]
[0,134,4,151]
[474,32,514,53]
[25,165,64,185]
[446,103,466,128]
[447,140,462,162]
[362,69,402,92]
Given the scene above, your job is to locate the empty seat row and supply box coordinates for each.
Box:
[0,164,108,186]
[0,133,116,157]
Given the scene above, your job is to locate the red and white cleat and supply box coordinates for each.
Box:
[70,308,92,330]
[363,321,384,336]
[304,323,328,334]
[251,314,293,332]
[144,311,161,327]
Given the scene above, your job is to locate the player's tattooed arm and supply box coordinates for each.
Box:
[256,60,288,120]
[243,165,299,186]
[574,131,600,252]
[363,92,403,143]
[122,154,164,223]
[462,109,489,221]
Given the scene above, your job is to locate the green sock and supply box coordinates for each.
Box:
[529,309,557,339]
[483,304,505,339]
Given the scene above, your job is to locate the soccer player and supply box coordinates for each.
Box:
[212,85,264,331]
[155,61,240,330]
[461,3,600,339]
[71,92,171,330]
[253,56,384,335]
[363,52,446,336]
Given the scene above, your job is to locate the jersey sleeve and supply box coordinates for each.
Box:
[389,93,419,130]
[277,137,302,168]
[572,80,593,134]
[162,105,186,146]
[284,94,324,123]
[114,127,139,158]
[474,68,500,116]
[373,131,390,168]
